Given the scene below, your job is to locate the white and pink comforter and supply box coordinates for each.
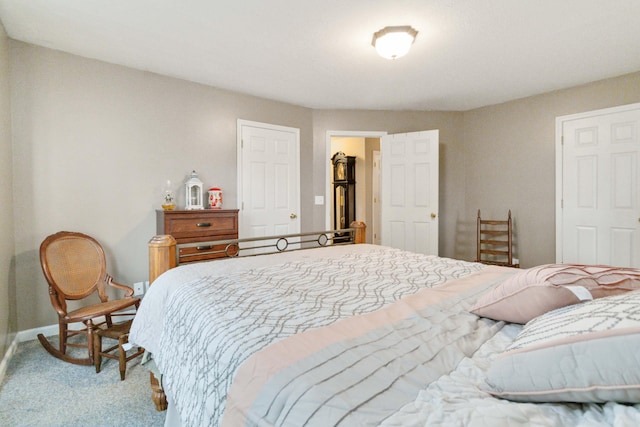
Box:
[129,244,640,426]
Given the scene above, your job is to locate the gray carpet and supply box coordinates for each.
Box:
[0,338,166,427]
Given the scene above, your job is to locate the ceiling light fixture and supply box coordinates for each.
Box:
[372,25,418,60]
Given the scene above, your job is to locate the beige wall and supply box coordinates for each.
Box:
[10,41,313,331]
[0,22,15,359]
[5,38,640,337]
[463,72,640,267]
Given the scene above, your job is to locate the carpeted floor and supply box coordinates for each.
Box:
[0,338,166,427]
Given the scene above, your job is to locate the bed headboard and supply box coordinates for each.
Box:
[148,221,366,285]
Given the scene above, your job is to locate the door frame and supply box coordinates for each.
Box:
[238,119,301,238]
[555,102,640,263]
[325,131,387,231]
[372,150,381,245]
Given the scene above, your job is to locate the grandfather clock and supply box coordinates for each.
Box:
[331,152,356,231]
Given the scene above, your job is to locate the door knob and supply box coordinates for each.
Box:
[430,213,437,219]
[290,213,297,219]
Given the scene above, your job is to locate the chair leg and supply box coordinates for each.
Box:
[59,322,67,354]
[86,321,95,361]
[93,332,102,373]
[118,335,127,381]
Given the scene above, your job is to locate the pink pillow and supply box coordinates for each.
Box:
[469,264,640,324]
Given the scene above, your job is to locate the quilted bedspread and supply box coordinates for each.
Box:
[131,244,487,426]
[130,244,640,426]
[222,266,511,426]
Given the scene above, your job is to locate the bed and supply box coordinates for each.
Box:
[129,225,640,426]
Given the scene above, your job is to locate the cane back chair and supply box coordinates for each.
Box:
[38,231,141,365]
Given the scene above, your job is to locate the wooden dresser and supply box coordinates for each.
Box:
[156,209,239,263]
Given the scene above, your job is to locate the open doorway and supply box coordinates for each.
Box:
[326,131,386,244]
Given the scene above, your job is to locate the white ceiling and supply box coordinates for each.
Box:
[1,0,639,111]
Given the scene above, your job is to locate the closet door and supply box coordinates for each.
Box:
[557,103,640,267]
[237,120,300,244]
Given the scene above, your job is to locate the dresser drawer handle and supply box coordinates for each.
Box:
[196,222,212,227]
[196,245,212,251]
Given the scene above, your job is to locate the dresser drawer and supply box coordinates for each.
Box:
[156,209,239,262]
[178,240,238,262]
[164,215,236,239]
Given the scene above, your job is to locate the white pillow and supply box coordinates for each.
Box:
[483,290,640,403]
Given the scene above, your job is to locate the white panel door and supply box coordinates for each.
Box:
[559,105,640,267]
[381,130,439,255]
[238,120,300,243]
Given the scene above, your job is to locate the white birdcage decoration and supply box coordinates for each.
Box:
[185,170,204,210]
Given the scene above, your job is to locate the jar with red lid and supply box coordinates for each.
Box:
[208,187,222,209]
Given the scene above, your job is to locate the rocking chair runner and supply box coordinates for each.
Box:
[38,231,141,365]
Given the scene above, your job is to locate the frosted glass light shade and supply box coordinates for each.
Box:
[372,26,418,60]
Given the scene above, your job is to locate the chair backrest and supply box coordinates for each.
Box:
[40,231,108,305]
[476,210,518,267]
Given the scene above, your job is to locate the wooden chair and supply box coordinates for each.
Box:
[38,231,141,365]
[476,210,519,268]
[93,319,144,380]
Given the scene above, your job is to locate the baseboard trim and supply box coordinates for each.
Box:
[0,335,19,386]
[0,323,63,385]
[0,325,56,385]
[16,313,136,343]
[0,311,138,384]
[17,324,59,343]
